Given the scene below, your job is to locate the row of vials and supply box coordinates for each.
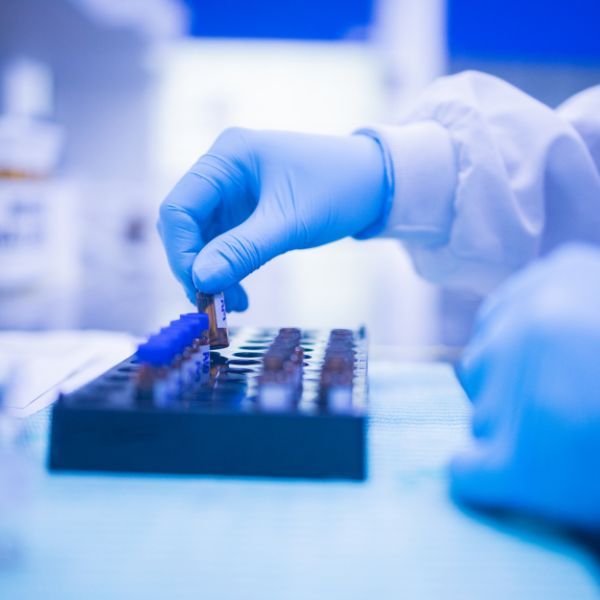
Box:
[135,293,229,405]
[256,328,357,412]
[136,313,212,405]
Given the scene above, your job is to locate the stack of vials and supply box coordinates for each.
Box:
[318,329,355,411]
[136,313,210,406]
[257,328,305,411]
[49,325,368,479]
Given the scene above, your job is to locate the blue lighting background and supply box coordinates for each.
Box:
[183,0,600,65]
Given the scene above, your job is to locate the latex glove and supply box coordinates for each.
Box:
[158,128,388,309]
[451,244,600,533]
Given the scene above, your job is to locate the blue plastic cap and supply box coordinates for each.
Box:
[180,312,209,332]
[137,338,173,367]
[169,320,197,345]
[159,326,189,353]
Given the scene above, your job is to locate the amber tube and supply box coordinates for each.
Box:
[196,291,229,349]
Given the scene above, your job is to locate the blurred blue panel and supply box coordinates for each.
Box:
[448,0,600,64]
[184,0,374,40]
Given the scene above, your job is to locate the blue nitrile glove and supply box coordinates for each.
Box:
[451,244,600,533]
[158,128,389,309]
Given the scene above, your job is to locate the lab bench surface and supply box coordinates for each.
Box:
[1,360,598,600]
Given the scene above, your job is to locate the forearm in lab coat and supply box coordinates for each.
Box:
[359,71,600,296]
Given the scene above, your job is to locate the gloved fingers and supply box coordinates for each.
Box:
[469,380,519,441]
[459,309,533,440]
[192,202,289,293]
[460,253,546,403]
[158,211,205,300]
[166,137,252,222]
[223,282,249,312]
[449,441,512,510]
[456,337,489,403]
[458,309,511,404]
[473,258,553,336]
[183,282,248,313]
[459,337,508,440]
[158,143,254,297]
[159,171,223,294]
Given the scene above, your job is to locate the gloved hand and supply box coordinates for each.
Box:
[158,128,388,309]
[451,244,600,533]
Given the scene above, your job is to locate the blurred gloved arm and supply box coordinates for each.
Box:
[365,71,600,296]
[159,70,600,307]
[158,129,389,309]
[450,244,600,533]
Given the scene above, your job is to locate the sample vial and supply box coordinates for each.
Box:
[256,328,306,412]
[196,291,229,349]
[258,354,295,412]
[159,327,187,398]
[135,338,173,406]
[319,370,353,412]
[180,313,211,383]
[168,321,197,387]
[318,331,355,411]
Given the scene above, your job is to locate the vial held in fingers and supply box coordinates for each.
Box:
[196,291,230,349]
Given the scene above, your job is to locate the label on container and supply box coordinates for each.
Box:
[193,345,210,382]
[201,345,210,372]
[214,292,227,328]
[201,345,211,382]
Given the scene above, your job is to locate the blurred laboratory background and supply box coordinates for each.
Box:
[1,0,599,345]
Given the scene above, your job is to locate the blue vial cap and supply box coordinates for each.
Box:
[180,312,209,332]
[170,321,196,346]
[159,326,189,354]
[137,338,173,367]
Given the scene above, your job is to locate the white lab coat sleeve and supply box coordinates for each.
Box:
[357,71,600,296]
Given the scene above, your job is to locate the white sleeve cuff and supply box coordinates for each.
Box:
[356,121,457,243]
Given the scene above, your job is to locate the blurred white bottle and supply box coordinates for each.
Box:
[0,57,71,329]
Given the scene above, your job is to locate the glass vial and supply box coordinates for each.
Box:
[196,291,229,349]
